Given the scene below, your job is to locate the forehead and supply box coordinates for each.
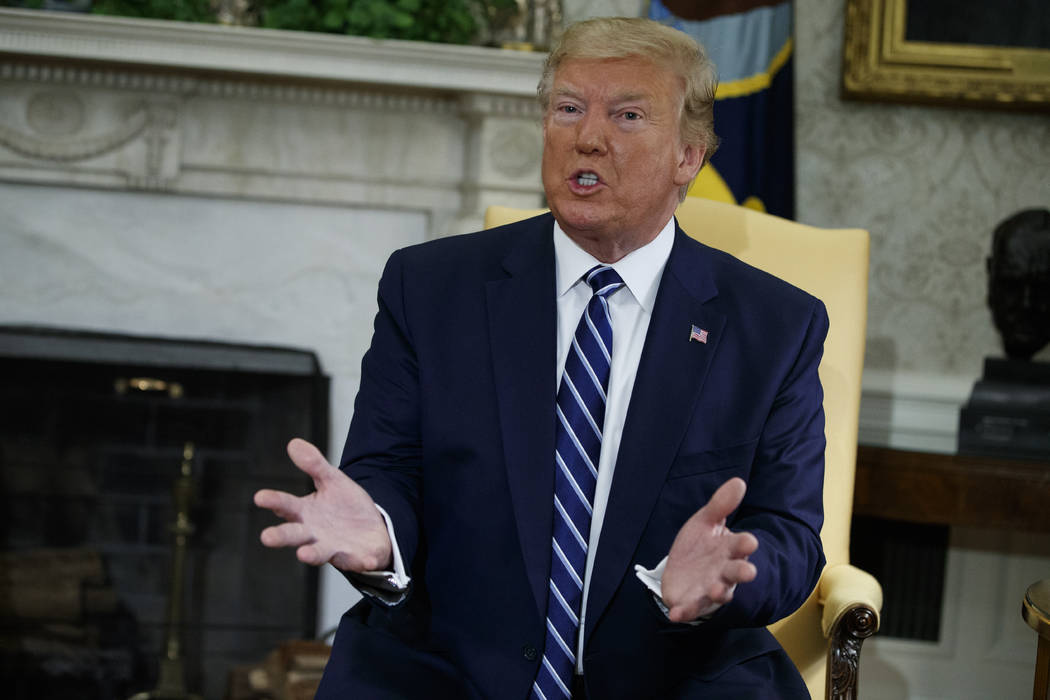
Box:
[551,56,682,102]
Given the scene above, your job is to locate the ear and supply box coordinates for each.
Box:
[674,142,705,187]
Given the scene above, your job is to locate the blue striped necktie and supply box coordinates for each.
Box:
[532,264,624,700]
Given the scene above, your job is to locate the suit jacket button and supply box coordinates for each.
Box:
[522,644,538,661]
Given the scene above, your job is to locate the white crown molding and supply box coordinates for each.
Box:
[0,8,547,97]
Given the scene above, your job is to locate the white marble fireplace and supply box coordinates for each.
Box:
[0,7,549,634]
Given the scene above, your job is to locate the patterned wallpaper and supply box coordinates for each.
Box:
[796,0,1050,381]
[565,0,1050,384]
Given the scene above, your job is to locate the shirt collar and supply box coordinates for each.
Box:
[553,216,676,313]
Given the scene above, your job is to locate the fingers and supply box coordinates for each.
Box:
[260,521,314,548]
[666,560,755,623]
[297,544,329,567]
[286,438,336,481]
[730,531,759,559]
[253,489,301,521]
[266,533,338,568]
[701,477,747,524]
[262,525,358,569]
[722,558,757,585]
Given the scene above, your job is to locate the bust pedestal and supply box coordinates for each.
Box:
[958,357,1050,460]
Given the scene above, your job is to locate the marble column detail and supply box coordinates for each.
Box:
[454,92,545,235]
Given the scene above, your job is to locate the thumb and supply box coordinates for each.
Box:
[701,477,747,524]
[286,438,335,482]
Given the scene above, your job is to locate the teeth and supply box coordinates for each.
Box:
[577,173,598,186]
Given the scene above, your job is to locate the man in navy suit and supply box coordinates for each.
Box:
[256,16,826,699]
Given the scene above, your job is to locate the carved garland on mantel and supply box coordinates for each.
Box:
[0,57,542,196]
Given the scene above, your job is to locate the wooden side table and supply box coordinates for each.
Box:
[854,446,1050,532]
[1024,579,1050,700]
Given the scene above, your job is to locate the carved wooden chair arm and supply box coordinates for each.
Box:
[818,563,883,700]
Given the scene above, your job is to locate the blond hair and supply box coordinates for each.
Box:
[538,16,719,169]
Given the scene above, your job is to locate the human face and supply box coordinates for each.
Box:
[988,226,1050,359]
[541,56,704,262]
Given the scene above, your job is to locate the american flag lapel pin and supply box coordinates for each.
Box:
[689,325,709,344]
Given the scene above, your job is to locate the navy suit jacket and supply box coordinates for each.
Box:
[319,213,827,699]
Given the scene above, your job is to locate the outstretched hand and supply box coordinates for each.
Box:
[254,438,393,573]
[660,477,759,623]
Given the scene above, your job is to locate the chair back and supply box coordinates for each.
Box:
[484,199,871,698]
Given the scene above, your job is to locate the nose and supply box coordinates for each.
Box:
[575,112,608,155]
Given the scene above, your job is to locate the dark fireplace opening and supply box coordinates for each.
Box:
[0,326,328,700]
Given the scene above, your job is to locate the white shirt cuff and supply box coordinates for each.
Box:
[350,504,411,605]
[634,556,729,624]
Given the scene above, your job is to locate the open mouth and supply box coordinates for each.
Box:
[575,172,599,187]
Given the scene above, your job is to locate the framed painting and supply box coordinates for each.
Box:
[842,0,1050,111]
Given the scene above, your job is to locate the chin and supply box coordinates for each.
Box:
[551,199,610,233]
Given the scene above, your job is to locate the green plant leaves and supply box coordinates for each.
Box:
[92,0,216,22]
[85,0,523,45]
[259,0,482,43]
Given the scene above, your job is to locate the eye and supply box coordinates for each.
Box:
[622,111,641,120]
[559,104,579,114]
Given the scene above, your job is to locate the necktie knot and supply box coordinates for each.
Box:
[585,265,624,299]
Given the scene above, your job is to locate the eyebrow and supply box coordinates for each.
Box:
[611,92,649,104]
[552,86,652,105]
[552,86,583,99]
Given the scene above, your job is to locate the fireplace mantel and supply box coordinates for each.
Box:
[0,7,548,236]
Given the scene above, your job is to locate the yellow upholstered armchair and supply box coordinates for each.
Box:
[485,198,883,700]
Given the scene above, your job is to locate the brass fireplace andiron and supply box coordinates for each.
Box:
[130,441,202,700]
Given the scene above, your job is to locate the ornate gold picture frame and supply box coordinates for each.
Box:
[842,0,1050,111]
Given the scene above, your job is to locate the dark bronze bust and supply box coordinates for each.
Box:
[987,208,1050,360]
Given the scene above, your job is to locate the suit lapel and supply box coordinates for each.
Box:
[584,228,726,644]
[486,215,558,620]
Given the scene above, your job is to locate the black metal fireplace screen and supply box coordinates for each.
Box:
[0,326,328,700]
